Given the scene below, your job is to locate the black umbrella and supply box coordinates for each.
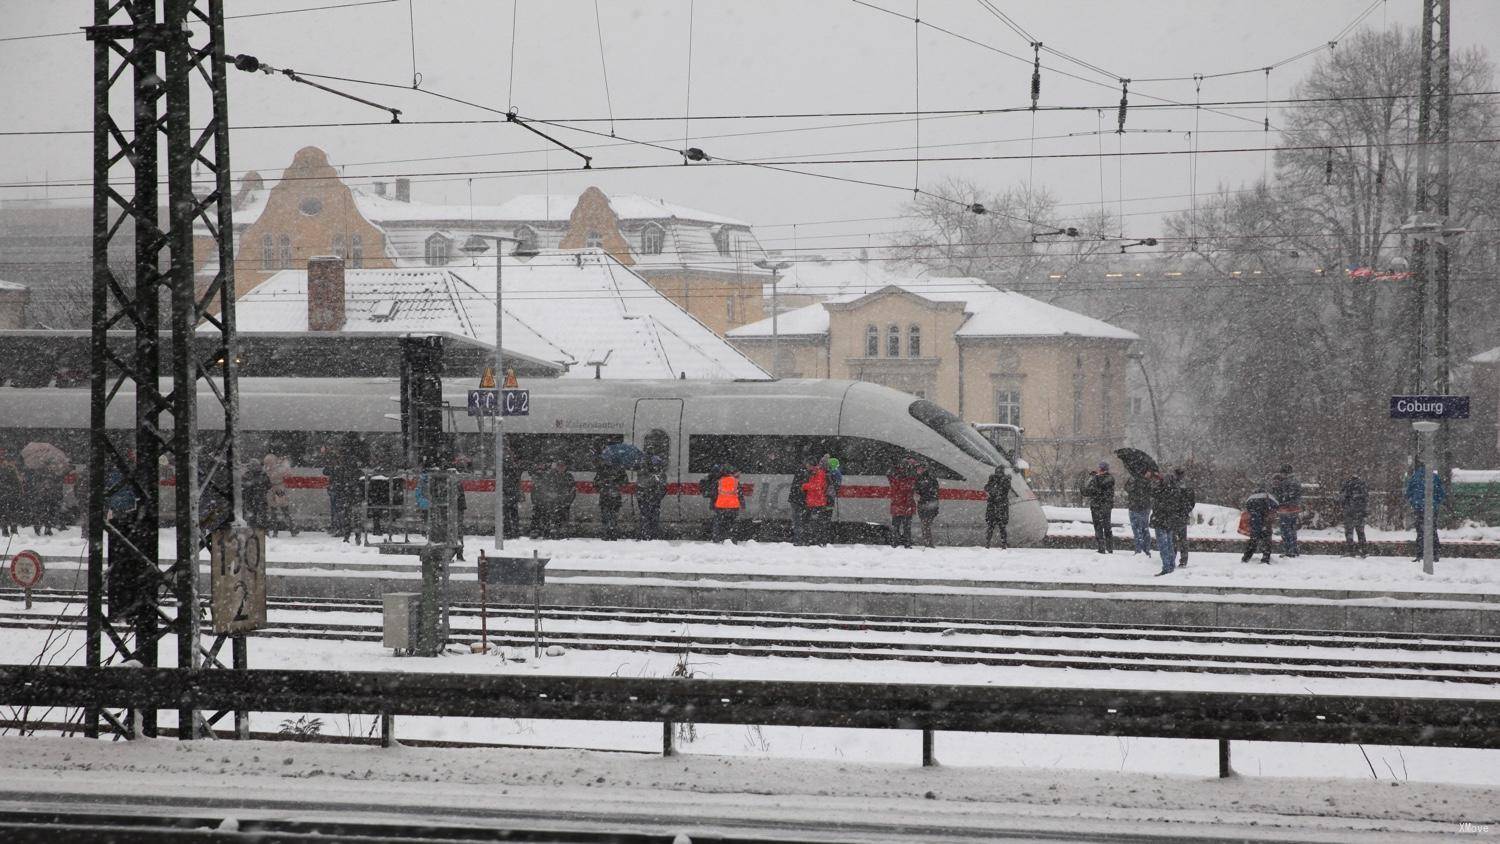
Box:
[1114,447,1159,478]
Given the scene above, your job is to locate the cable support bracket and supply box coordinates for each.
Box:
[507,110,594,169]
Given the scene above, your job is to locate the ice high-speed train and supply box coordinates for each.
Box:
[0,377,1047,546]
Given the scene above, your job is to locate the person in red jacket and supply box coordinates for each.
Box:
[802,462,831,546]
[711,466,743,543]
[886,458,917,548]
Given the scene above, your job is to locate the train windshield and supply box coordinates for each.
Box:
[908,400,1002,467]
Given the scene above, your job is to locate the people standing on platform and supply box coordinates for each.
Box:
[914,462,940,548]
[0,448,23,537]
[241,458,271,530]
[1406,463,1445,562]
[541,461,576,538]
[1124,470,1154,555]
[711,466,743,543]
[700,463,726,540]
[527,461,551,538]
[594,456,628,541]
[1082,462,1116,554]
[789,456,814,545]
[1270,464,1303,558]
[825,456,844,505]
[26,460,65,536]
[1149,469,1186,575]
[1240,484,1280,564]
[887,458,917,548]
[500,445,521,539]
[984,464,1012,549]
[1168,467,1196,568]
[801,458,832,546]
[636,456,667,541]
[323,435,366,542]
[1338,473,1369,558]
[263,452,297,537]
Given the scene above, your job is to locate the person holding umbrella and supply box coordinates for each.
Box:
[1115,448,1160,556]
[21,441,70,536]
[1082,461,1116,554]
[593,448,629,541]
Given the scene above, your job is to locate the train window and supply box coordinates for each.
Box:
[505,433,624,472]
[688,434,960,479]
[908,400,1002,467]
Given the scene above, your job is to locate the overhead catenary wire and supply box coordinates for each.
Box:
[507,0,520,111]
[592,0,616,137]
[407,0,421,88]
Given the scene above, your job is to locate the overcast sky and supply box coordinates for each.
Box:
[4,0,1498,254]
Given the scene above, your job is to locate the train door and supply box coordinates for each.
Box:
[632,398,683,524]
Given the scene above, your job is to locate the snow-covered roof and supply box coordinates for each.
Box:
[229,250,769,381]
[0,279,26,291]
[1453,468,1500,484]
[725,302,831,338]
[729,279,1138,342]
[1471,346,1500,364]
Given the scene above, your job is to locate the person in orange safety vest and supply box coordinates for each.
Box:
[711,466,743,543]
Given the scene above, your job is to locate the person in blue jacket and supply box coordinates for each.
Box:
[1405,463,1446,561]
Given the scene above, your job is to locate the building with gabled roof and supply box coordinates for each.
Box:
[210,147,771,337]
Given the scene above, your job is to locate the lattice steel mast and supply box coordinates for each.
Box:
[86,0,242,740]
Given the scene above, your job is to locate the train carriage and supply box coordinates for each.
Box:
[0,377,1047,546]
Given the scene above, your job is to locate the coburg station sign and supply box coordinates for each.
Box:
[1389,395,1470,420]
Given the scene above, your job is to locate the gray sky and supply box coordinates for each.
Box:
[4,0,1498,254]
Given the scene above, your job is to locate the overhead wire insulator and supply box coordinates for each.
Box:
[1116,79,1129,134]
[1029,42,1042,110]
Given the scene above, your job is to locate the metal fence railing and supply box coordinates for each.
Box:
[4,666,1497,776]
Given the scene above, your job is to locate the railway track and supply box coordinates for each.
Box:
[6,595,1500,686]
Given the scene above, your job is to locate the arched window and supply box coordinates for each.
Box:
[712,226,732,256]
[908,324,921,358]
[513,225,538,253]
[277,234,292,269]
[424,233,451,266]
[886,324,900,357]
[640,223,665,255]
[261,233,274,270]
[585,230,603,249]
[1071,354,1086,435]
[350,234,364,268]
[865,324,879,357]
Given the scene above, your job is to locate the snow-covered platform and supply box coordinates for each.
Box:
[10,529,1500,636]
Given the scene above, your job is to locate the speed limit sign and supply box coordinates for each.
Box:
[9,550,42,590]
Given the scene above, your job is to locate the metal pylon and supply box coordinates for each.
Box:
[86,0,242,741]
[1408,0,1452,476]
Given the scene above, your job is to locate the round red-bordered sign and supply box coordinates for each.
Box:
[9,550,43,590]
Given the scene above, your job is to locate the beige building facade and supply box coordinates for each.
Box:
[728,280,1137,490]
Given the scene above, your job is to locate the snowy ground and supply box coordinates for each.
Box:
[8,525,1499,599]
[0,735,1494,842]
[1045,503,1500,545]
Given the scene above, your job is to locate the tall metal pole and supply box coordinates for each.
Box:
[1411,0,1451,476]
[771,268,779,378]
[495,252,505,552]
[1414,421,1438,574]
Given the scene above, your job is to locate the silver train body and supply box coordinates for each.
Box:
[0,377,1047,546]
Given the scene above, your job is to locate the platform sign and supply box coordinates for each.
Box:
[210,527,266,635]
[1389,395,1470,420]
[467,388,530,417]
[9,550,43,590]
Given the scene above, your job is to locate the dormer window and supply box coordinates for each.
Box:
[640,222,665,255]
[712,226,732,256]
[425,232,451,266]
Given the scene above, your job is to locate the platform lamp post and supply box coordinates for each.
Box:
[1412,420,1439,574]
[462,233,526,552]
[1126,350,1164,462]
[753,259,791,377]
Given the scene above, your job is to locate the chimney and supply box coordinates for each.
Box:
[307,256,346,332]
[395,178,411,202]
[372,181,387,197]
